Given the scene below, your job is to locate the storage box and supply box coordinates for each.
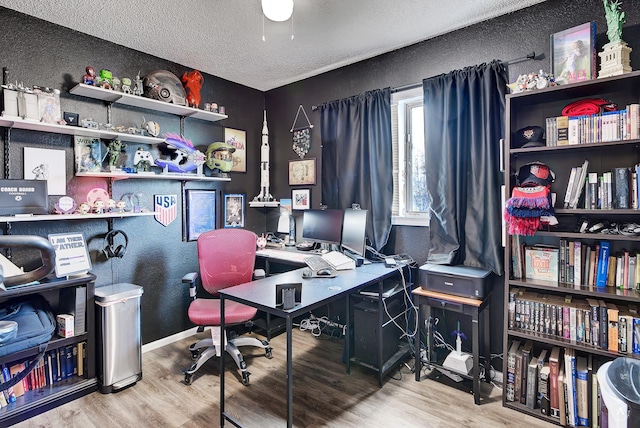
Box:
[2,87,39,120]
[419,263,492,299]
[0,179,48,215]
[57,314,74,338]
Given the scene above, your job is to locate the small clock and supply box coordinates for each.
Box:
[55,196,76,214]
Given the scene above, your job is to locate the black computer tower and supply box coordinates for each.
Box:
[353,291,406,367]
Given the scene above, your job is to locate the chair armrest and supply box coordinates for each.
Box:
[182,272,198,284]
[183,272,199,300]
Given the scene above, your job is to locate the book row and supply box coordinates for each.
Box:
[514,238,640,289]
[544,104,640,147]
[507,341,609,428]
[509,288,639,353]
[0,342,86,408]
[563,163,640,211]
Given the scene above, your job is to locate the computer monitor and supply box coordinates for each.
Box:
[301,209,343,245]
[341,209,367,257]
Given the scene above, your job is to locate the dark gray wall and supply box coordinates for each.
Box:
[3,0,640,348]
[0,8,266,344]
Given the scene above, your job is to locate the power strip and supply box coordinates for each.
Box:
[309,314,346,336]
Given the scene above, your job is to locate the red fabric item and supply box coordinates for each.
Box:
[561,98,617,117]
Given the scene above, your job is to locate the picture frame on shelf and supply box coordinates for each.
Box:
[292,189,310,210]
[186,189,217,241]
[224,127,247,173]
[224,193,245,228]
[288,158,316,186]
[24,147,67,195]
[550,21,596,84]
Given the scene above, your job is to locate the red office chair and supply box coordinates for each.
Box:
[182,228,272,386]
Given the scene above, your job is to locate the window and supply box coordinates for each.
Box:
[391,88,429,226]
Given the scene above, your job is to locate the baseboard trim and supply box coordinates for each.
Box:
[142,327,209,354]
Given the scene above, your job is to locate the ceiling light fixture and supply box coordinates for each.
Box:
[262,0,294,22]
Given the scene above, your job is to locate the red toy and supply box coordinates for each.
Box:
[181,70,204,109]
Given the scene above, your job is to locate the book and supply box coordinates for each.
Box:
[612,167,630,209]
[1,366,16,403]
[74,136,103,172]
[525,246,559,283]
[514,343,523,404]
[564,166,579,208]
[526,357,538,409]
[598,299,609,351]
[586,298,600,348]
[564,347,577,427]
[576,356,589,426]
[574,241,582,286]
[570,160,589,209]
[596,241,611,287]
[520,340,534,404]
[607,302,620,352]
[506,340,521,402]
[9,363,25,397]
[77,342,85,377]
[539,362,551,415]
[634,317,640,354]
[59,286,87,335]
[557,115,569,145]
[558,364,566,425]
[64,345,74,379]
[549,346,561,418]
[588,173,599,209]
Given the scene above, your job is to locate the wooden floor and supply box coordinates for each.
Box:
[14,329,554,427]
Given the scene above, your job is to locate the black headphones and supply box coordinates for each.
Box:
[102,229,129,259]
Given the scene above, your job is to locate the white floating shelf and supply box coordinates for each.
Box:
[69,84,228,122]
[0,115,165,144]
[249,201,280,208]
[0,211,156,223]
[76,171,231,182]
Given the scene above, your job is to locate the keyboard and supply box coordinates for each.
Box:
[304,255,333,272]
[305,251,356,271]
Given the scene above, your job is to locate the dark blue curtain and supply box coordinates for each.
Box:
[319,88,392,251]
[423,61,507,274]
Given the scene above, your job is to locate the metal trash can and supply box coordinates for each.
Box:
[95,283,143,393]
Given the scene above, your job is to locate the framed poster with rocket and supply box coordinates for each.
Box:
[224,127,246,173]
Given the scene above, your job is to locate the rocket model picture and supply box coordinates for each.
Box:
[253,110,274,202]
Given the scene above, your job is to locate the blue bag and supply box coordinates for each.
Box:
[0,295,55,357]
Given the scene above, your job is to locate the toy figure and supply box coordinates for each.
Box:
[132,71,144,96]
[603,0,626,44]
[205,141,235,172]
[141,117,160,137]
[106,139,125,168]
[107,199,116,212]
[112,76,121,92]
[96,69,113,89]
[77,202,91,214]
[92,199,106,214]
[121,77,132,94]
[83,66,96,85]
[181,70,204,108]
[115,200,127,212]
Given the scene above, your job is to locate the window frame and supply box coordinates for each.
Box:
[391,88,430,227]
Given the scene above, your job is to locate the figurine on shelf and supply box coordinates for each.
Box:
[141,117,160,137]
[112,76,121,92]
[107,199,117,212]
[182,70,204,109]
[132,71,144,96]
[92,199,106,214]
[96,69,113,89]
[121,77,132,94]
[83,66,96,85]
[115,199,127,213]
[77,202,91,214]
[106,139,125,168]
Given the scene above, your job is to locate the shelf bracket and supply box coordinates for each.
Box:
[106,102,113,125]
[3,127,9,179]
[180,116,185,137]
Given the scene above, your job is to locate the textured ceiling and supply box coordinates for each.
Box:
[0,0,545,91]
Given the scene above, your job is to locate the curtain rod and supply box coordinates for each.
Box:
[312,52,536,109]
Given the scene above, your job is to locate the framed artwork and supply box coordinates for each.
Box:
[224,127,247,173]
[550,21,596,84]
[292,189,310,210]
[224,194,245,228]
[186,189,217,241]
[23,147,66,195]
[288,158,316,186]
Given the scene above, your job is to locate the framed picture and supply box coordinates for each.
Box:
[550,21,596,84]
[292,189,310,210]
[288,158,316,186]
[186,189,217,241]
[224,194,245,228]
[224,127,247,173]
[23,147,66,195]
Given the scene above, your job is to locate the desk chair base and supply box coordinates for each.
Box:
[183,336,272,386]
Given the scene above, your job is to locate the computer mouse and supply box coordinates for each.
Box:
[302,268,313,279]
[316,268,334,277]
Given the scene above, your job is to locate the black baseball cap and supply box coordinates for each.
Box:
[513,126,545,148]
[517,161,555,187]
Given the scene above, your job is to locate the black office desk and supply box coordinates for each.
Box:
[219,263,402,428]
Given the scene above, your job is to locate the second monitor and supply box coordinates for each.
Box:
[301,209,343,248]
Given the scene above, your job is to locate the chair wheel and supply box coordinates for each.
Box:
[184,373,193,385]
[241,371,250,386]
[265,347,273,359]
